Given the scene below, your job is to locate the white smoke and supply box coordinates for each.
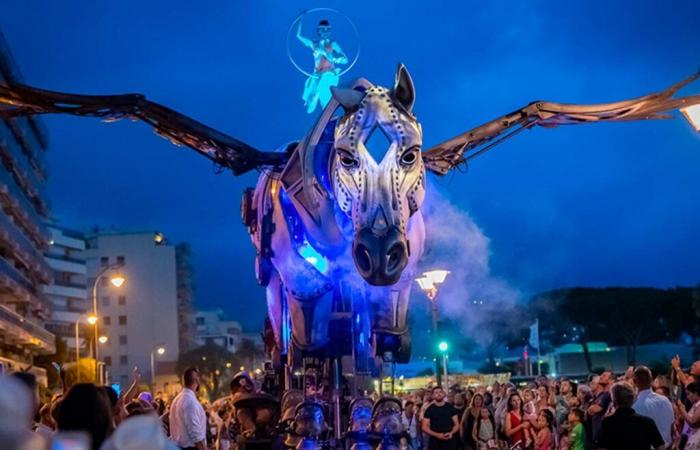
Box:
[418,181,521,346]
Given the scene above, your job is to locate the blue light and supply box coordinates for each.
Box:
[298,241,329,274]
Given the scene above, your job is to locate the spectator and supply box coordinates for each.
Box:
[567,409,586,450]
[100,414,178,450]
[586,373,612,443]
[596,382,664,450]
[672,355,700,387]
[678,381,700,450]
[555,380,575,428]
[471,407,497,450]
[169,367,207,450]
[11,372,39,422]
[401,400,419,450]
[534,409,554,450]
[461,393,483,450]
[504,392,531,449]
[422,386,459,450]
[632,365,674,448]
[0,374,37,449]
[55,383,113,450]
[34,403,55,437]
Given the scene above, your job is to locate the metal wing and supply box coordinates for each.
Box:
[422,71,700,175]
[0,82,288,175]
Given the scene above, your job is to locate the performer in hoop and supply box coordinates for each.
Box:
[296,17,348,113]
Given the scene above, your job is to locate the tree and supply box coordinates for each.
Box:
[61,358,97,386]
[234,337,264,370]
[34,336,71,390]
[532,287,696,368]
[177,342,242,401]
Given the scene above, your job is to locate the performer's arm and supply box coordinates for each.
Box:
[296,20,313,48]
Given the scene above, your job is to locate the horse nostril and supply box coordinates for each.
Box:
[355,245,373,273]
[385,243,405,273]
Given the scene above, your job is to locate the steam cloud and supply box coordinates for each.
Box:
[418,182,521,347]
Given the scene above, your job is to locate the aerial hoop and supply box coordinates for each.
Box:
[286,8,360,79]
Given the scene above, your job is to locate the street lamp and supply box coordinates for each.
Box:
[438,341,449,387]
[415,269,450,386]
[74,314,98,382]
[98,335,109,344]
[150,345,166,389]
[110,272,126,288]
[91,263,127,384]
[681,104,700,131]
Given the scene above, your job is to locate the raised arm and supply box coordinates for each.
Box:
[296,19,314,49]
[423,71,700,175]
[0,81,288,175]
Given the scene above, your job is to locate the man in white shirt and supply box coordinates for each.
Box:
[169,367,207,450]
[632,365,674,448]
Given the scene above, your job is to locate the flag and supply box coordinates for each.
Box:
[529,319,540,351]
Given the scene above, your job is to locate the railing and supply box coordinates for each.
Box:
[0,210,52,282]
[46,253,86,266]
[0,304,54,347]
[0,127,49,216]
[52,279,87,290]
[0,163,49,245]
[0,254,36,295]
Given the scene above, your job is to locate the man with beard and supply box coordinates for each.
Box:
[422,386,460,450]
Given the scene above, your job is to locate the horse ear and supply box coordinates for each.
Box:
[392,64,415,112]
[331,87,365,111]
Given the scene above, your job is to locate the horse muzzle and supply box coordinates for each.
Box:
[352,226,408,286]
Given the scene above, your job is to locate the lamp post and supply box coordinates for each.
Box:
[438,341,449,387]
[415,270,450,387]
[91,263,126,383]
[150,345,166,390]
[75,314,98,383]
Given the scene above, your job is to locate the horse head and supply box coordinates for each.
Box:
[331,65,425,286]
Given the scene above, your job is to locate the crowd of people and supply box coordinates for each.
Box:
[1,355,699,450]
[405,357,700,450]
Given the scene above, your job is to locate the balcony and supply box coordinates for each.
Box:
[0,210,52,283]
[0,131,49,218]
[0,304,55,354]
[3,118,48,180]
[43,281,87,300]
[46,255,86,276]
[0,165,50,246]
[0,255,52,314]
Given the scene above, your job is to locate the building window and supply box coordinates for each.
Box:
[100,256,109,267]
[118,315,127,326]
[103,316,111,326]
[119,335,127,345]
[196,317,205,326]
[104,356,112,366]
[102,296,110,307]
[119,355,128,366]
[118,295,126,306]
[116,256,125,265]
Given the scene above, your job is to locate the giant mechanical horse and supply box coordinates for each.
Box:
[1,65,699,382]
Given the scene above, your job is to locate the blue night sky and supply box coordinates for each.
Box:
[2,1,699,331]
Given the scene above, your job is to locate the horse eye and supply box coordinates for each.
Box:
[400,149,418,166]
[338,150,358,169]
